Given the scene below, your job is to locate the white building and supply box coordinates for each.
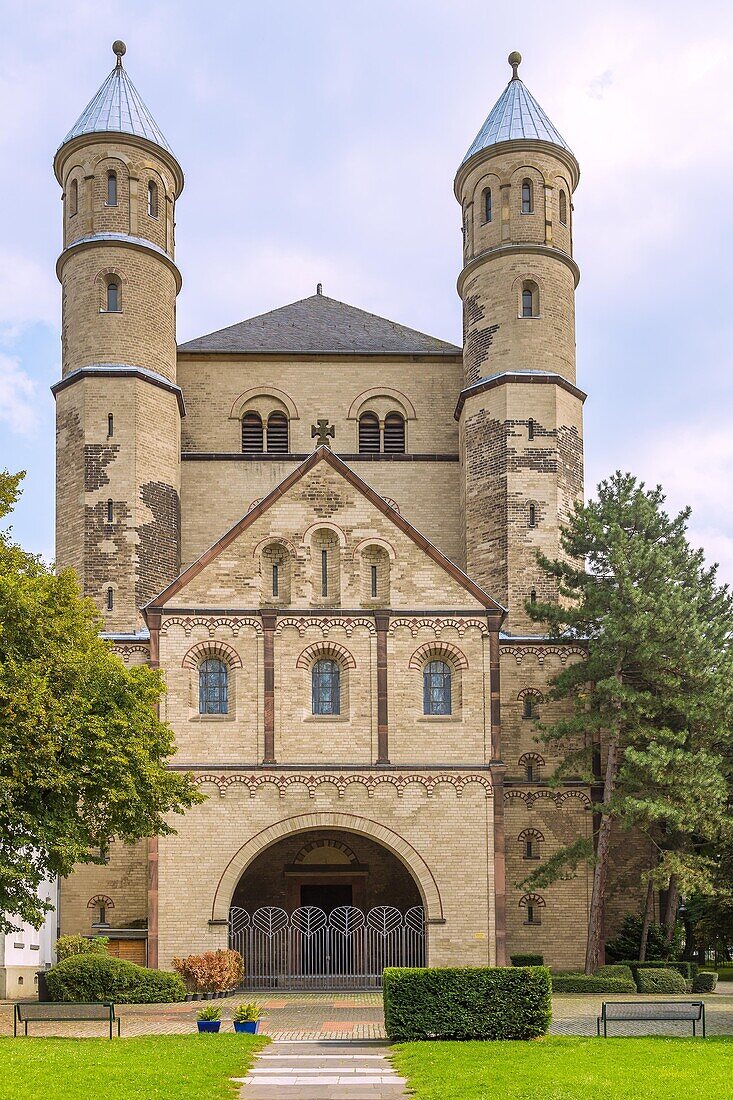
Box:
[0,878,58,999]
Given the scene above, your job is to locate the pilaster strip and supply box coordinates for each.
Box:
[375,613,390,764]
[262,610,276,764]
[489,626,507,966]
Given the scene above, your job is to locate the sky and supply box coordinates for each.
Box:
[1,0,732,581]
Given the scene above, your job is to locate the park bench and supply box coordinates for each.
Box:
[597,1000,705,1038]
[14,1002,121,1039]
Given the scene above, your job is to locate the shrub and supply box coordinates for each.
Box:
[552,974,636,994]
[54,935,109,961]
[692,972,718,993]
[196,1005,221,1021]
[233,1003,261,1022]
[382,966,551,1041]
[636,967,687,994]
[605,916,677,962]
[510,954,544,967]
[172,949,243,992]
[595,964,635,982]
[46,953,185,1003]
[617,960,698,983]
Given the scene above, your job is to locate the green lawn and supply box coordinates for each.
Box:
[0,1034,268,1100]
[390,1036,733,1100]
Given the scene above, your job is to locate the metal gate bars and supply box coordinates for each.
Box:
[228,904,425,990]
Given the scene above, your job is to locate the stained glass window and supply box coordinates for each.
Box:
[312,659,340,715]
[199,658,228,714]
[423,660,451,715]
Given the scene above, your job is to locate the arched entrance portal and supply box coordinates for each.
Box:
[228,829,426,989]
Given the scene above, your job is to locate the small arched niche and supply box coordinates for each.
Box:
[259,539,293,606]
[359,542,391,605]
[310,527,341,605]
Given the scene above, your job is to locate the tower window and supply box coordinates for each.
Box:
[371,564,378,598]
[530,587,537,605]
[198,658,228,715]
[266,412,289,453]
[528,502,537,528]
[312,659,340,715]
[383,412,406,454]
[106,499,113,523]
[107,413,114,437]
[520,893,545,925]
[69,179,78,217]
[147,180,158,218]
[559,189,568,226]
[321,549,328,597]
[272,563,279,597]
[106,171,118,207]
[106,587,114,611]
[106,280,120,313]
[521,280,539,318]
[484,187,492,223]
[423,660,451,716]
[358,412,380,453]
[522,288,533,316]
[521,178,533,214]
[528,418,535,440]
[242,412,264,453]
[523,694,540,719]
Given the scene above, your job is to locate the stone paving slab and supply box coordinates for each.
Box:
[236,1042,406,1099]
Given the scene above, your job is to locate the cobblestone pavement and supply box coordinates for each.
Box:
[1,991,732,1041]
[235,1042,406,1099]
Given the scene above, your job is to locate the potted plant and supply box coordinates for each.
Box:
[196,1005,222,1033]
[233,1003,262,1034]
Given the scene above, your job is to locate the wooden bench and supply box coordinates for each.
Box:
[14,1002,121,1039]
[597,1000,705,1038]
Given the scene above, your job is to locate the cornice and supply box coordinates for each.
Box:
[56,233,182,293]
[52,363,186,417]
[454,370,586,419]
[54,131,184,196]
[457,241,580,297]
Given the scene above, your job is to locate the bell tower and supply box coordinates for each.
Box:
[455,52,585,634]
[53,41,184,633]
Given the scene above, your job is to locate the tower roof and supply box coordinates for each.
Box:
[59,41,174,156]
[461,52,573,165]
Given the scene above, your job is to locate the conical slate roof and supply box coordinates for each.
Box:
[59,42,174,155]
[462,56,573,164]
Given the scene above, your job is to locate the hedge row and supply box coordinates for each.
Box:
[616,959,698,981]
[595,964,635,982]
[636,967,687,994]
[382,966,551,1041]
[552,974,637,994]
[46,953,185,1003]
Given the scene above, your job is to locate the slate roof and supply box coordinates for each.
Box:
[59,50,174,156]
[178,294,461,356]
[462,75,573,164]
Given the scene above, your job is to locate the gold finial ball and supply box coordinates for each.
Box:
[508,50,522,69]
[112,40,127,60]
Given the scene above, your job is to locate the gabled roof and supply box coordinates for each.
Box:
[178,293,461,356]
[145,447,506,617]
[59,42,174,156]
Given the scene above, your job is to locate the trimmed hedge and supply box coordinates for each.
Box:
[616,959,698,981]
[510,954,544,967]
[552,974,637,994]
[595,964,635,982]
[692,972,718,993]
[46,953,185,1003]
[636,967,687,994]
[382,966,551,1041]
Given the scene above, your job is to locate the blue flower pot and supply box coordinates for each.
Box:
[197,1020,221,1033]
[234,1020,260,1034]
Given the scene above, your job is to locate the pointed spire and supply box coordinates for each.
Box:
[461,52,573,165]
[59,41,174,156]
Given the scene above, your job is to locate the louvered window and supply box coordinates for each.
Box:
[266,412,289,453]
[242,413,264,453]
[358,413,380,453]
[383,413,405,454]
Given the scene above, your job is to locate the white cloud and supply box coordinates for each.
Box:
[0,354,39,436]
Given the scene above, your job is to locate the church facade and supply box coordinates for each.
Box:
[53,43,644,979]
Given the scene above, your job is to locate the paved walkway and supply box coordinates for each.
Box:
[235,1042,406,1099]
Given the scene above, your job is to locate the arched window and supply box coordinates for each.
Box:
[199,658,228,714]
[266,412,289,453]
[484,187,492,223]
[147,180,158,218]
[519,752,545,781]
[106,171,118,207]
[106,280,120,313]
[520,893,545,925]
[383,412,406,454]
[519,829,544,860]
[107,413,114,437]
[521,279,539,318]
[523,693,541,719]
[521,178,533,214]
[312,659,340,715]
[106,499,113,523]
[530,588,537,605]
[69,179,78,217]
[528,418,535,440]
[106,587,114,611]
[528,502,537,528]
[242,412,264,453]
[559,189,567,225]
[423,660,451,715]
[358,413,380,453]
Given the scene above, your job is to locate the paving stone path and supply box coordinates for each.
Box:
[235,1041,406,1099]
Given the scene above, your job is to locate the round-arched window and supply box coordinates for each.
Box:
[312,659,340,715]
[199,658,228,714]
[423,660,451,715]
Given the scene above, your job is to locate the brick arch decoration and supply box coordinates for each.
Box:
[295,642,356,670]
[160,616,263,638]
[293,838,359,865]
[408,642,469,671]
[505,788,592,809]
[87,894,114,909]
[519,892,546,909]
[517,688,545,703]
[193,771,492,801]
[517,828,545,844]
[229,386,299,422]
[211,811,444,921]
[518,751,546,768]
[182,641,243,670]
[276,617,376,638]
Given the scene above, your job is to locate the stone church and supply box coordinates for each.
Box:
[53,43,642,981]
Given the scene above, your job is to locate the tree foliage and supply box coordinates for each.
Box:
[0,470,202,933]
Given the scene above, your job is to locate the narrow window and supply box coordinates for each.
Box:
[272,563,279,597]
[147,180,158,218]
[107,413,114,437]
[106,587,114,611]
[559,190,567,225]
[69,179,78,217]
[525,838,534,859]
[423,660,451,716]
[106,171,118,206]
[530,588,537,605]
[358,412,380,453]
[523,695,539,719]
[106,499,113,523]
[521,178,533,214]
[522,287,533,317]
[266,412,289,453]
[321,549,328,597]
[484,187,492,223]
[106,280,120,312]
[383,412,406,454]
[198,658,228,715]
[371,564,378,598]
[526,904,535,924]
[98,902,107,925]
[528,503,537,528]
[312,659,340,715]
[241,412,264,453]
[526,762,534,781]
[528,418,535,440]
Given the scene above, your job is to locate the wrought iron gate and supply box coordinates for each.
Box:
[228,905,425,989]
